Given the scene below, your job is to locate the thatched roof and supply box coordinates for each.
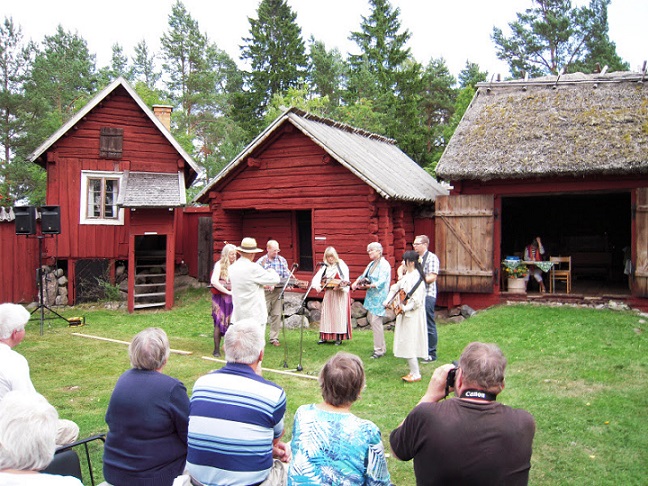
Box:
[195,107,448,203]
[436,71,648,182]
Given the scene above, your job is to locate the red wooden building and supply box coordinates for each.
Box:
[435,71,648,310]
[195,107,448,288]
[27,77,202,311]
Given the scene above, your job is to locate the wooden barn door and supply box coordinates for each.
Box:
[435,194,494,293]
[634,188,648,297]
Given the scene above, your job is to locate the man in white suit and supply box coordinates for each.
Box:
[229,237,280,330]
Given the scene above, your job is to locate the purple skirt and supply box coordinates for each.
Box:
[212,293,233,334]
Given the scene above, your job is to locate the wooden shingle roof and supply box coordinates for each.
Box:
[196,107,448,203]
[436,71,648,182]
[117,171,186,208]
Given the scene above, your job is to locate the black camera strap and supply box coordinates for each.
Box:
[460,389,497,402]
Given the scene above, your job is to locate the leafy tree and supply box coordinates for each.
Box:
[0,17,37,204]
[97,43,132,86]
[238,0,308,135]
[570,0,628,73]
[308,37,346,109]
[458,60,488,89]
[492,0,627,77]
[348,0,411,95]
[419,57,456,171]
[161,1,243,181]
[132,39,161,88]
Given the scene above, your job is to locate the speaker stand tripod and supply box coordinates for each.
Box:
[29,235,69,335]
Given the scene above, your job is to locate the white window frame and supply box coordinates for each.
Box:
[79,170,124,225]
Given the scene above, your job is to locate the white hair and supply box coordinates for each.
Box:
[0,391,58,471]
[0,303,30,340]
[367,242,383,254]
[129,327,170,370]
[224,319,265,365]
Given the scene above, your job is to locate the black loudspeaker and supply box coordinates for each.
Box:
[14,206,37,235]
[41,205,61,235]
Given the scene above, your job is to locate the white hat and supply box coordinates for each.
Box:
[236,237,263,253]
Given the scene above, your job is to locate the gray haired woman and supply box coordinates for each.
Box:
[103,328,189,486]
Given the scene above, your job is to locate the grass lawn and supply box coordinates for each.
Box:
[19,289,647,485]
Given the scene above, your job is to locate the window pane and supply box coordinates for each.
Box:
[104,179,118,218]
[88,179,102,218]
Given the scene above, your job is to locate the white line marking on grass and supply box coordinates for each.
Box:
[201,356,319,380]
[71,332,192,355]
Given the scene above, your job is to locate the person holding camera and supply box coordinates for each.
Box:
[351,242,392,359]
[389,342,535,485]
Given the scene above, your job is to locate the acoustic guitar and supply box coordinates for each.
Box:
[387,289,408,315]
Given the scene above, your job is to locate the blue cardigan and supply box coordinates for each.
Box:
[103,368,189,486]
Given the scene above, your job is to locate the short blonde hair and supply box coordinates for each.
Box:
[129,327,170,370]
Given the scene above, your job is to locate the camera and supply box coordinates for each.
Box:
[445,361,459,397]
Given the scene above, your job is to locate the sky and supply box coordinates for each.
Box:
[2,0,646,80]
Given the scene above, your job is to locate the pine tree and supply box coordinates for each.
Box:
[238,0,308,135]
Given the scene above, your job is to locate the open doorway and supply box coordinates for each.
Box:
[501,192,631,296]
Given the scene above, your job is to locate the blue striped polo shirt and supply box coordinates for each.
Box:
[187,363,286,486]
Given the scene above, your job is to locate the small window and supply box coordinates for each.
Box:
[100,127,123,159]
[80,171,124,225]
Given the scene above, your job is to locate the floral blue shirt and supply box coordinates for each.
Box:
[362,258,392,317]
[288,404,391,486]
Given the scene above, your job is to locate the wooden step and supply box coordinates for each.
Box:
[135,283,166,288]
[134,302,166,310]
[134,292,166,298]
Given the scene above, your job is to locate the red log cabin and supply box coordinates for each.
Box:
[28,77,203,312]
[195,107,449,291]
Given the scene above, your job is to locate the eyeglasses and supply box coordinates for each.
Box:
[412,242,423,246]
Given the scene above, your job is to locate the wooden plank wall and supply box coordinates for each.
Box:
[43,86,184,262]
[209,128,422,283]
[0,222,39,303]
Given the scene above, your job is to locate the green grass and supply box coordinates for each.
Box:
[20,290,647,485]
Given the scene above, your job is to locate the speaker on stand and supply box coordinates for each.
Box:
[13,205,68,334]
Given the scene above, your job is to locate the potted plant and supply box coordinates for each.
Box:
[502,260,528,293]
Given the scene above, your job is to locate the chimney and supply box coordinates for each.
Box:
[152,105,173,131]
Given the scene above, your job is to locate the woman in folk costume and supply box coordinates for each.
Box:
[384,250,427,382]
[209,243,237,357]
[312,246,352,345]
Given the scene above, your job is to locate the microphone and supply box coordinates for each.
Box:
[292,263,299,270]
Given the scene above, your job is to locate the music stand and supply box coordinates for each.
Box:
[290,277,316,372]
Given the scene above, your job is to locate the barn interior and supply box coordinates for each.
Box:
[501,191,632,296]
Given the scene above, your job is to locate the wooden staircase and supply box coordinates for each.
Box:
[134,250,166,310]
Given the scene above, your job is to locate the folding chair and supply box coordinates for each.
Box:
[42,433,106,486]
[550,256,572,293]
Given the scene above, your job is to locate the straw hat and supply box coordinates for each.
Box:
[236,237,263,253]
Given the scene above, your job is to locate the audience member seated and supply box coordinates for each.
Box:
[103,328,190,486]
[0,390,83,485]
[287,352,391,485]
[0,303,79,446]
[186,319,291,486]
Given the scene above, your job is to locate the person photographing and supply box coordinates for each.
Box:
[390,342,535,485]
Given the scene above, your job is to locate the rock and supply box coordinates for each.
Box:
[173,275,203,291]
[355,316,369,328]
[285,314,309,330]
[58,287,68,297]
[351,301,367,319]
[55,295,68,306]
[55,268,65,277]
[308,309,321,323]
[57,276,68,286]
[448,306,462,317]
[460,305,477,318]
[307,300,321,311]
[447,316,465,324]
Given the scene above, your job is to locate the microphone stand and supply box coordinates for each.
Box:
[288,263,324,371]
[280,263,299,368]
